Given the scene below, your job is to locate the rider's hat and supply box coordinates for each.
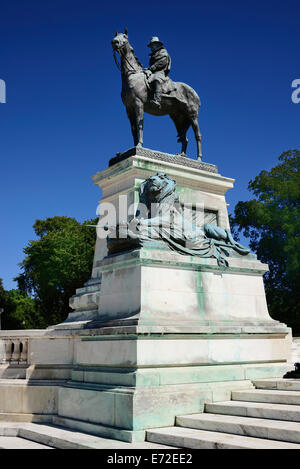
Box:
[147,36,163,47]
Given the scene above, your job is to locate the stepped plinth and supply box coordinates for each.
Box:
[0,148,293,442]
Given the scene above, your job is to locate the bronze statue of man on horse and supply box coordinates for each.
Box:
[111,29,203,160]
[144,36,172,108]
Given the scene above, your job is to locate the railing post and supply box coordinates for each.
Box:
[11,340,20,363]
[20,340,28,363]
[5,340,13,362]
[0,340,6,363]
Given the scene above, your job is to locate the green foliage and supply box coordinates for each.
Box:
[15,216,98,327]
[0,278,42,330]
[231,150,300,333]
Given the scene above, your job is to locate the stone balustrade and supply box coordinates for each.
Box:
[1,338,28,364]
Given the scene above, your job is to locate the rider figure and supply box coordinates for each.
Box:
[144,37,171,108]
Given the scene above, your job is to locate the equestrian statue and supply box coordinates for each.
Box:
[111,29,203,160]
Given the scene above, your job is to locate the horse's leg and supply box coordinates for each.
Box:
[126,107,138,146]
[191,116,202,161]
[170,114,190,156]
[134,100,144,147]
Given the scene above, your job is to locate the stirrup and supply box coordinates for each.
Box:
[150,99,161,108]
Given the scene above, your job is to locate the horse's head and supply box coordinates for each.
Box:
[111,29,129,53]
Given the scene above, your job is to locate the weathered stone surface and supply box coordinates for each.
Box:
[206,400,300,422]
[28,338,73,365]
[55,379,252,432]
[75,335,290,368]
[253,378,300,391]
[0,421,174,448]
[70,363,290,388]
[0,381,58,414]
[94,248,286,332]
[232,389,300,405]
[148,377,300,447]
[0,149,294,444]
[109,147,218,172]
[0,327,294,440]
[0,436,52,449]
[146,426,300,449]
[176,412,300,444]
[88,148,235,301]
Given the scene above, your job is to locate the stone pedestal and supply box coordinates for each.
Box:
[0,147,292,442]
[42,147,291,441]
[65,147,234,326]
[95,248,284,333]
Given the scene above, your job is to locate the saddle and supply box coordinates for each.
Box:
[145,75,177,96]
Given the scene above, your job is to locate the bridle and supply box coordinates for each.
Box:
[113,50,122,71]
[112,41,139,74]
[112,38,150,89]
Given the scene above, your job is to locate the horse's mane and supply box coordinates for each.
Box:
[127,44,142,68]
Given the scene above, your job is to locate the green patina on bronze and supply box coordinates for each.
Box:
[107,173,251,266]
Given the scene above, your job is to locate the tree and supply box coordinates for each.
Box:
[2,290,43,330]
[0,278,42,330]
[15,216,98,327]
[230,149,300,333]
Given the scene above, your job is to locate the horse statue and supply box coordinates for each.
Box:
[111,30,203,160]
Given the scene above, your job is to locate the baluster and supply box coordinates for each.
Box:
[11,340,20,362]
[0,341,7,363]
[5,340,13,362]
[20,340,28,363]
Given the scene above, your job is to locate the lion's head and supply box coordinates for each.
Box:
[138,173,179,208]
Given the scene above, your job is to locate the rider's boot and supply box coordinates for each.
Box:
[150,81,162,108]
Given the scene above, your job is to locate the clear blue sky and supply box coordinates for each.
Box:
[0,0,299,290]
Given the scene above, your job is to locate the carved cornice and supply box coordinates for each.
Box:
[109,147,218,173]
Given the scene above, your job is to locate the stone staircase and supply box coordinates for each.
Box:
[1,378,300,449]
[147,378,300,449]
[0,422,174,449]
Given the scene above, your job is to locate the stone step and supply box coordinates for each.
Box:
[0,422,175,449]
[0,436,53,449]
[232,389,300,405]
[146,426,300,449]
[253,378,300,391]
[176,412,300,444]
[205,400,300,422]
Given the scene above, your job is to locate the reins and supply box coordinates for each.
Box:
[113,41,150,89]
[113,51,122,71]
[113,45,140,74]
